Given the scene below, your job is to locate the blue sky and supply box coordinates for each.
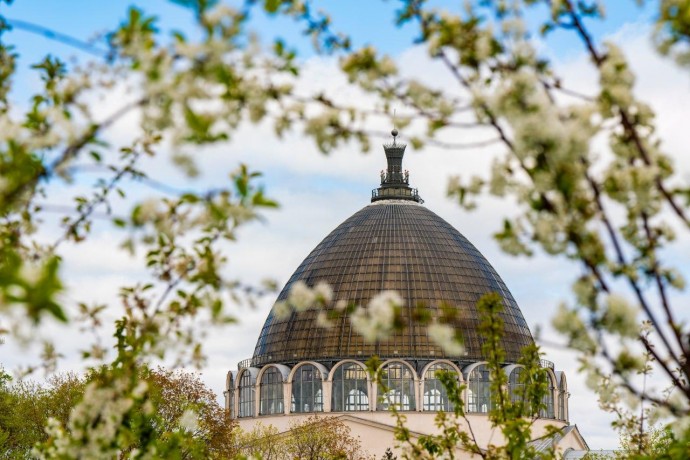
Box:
[2,0,686,451]
[3,0,655,87]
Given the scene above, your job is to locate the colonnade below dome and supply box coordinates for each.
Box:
[225,358,570,422]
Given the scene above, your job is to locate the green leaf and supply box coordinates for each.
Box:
[264,0,281,14]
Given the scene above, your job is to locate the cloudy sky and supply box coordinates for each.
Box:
[3,0,690,450]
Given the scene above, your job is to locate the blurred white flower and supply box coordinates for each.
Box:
[316,311,333,329]
[368,291,401,325]
[602,294,639,338]
[350,291,402,342]
[313,281,333,304]
[288,281,316,311]
[179,409,199,432]
[273,301,291,319]
[428,322,464,356]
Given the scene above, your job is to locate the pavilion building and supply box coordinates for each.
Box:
[225,130,590,458]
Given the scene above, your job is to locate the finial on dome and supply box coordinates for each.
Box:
[371,126,423,204]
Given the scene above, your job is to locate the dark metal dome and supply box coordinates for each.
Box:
[252,200,534,365]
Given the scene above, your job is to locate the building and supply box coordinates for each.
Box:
[225,130,590,458]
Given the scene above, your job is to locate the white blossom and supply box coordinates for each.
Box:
[19,263,43,285]
[287,280,316,311]
[350,291,403,342]
[179,409,199,432]
[368,291,401,325]
[602,294,639,338]
[428,322,464,356]
[313,281,333,304]
[316,311,333,329]
[273,300,291,319]
[137,198,160,223]
[132,381,148,399]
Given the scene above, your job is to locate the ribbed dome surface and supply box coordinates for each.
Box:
[252,200,533,365]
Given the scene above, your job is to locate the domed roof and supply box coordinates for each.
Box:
[252,133,533,366]
[252,201,533,365]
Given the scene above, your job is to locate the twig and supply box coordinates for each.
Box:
[50,151,142,252]
[562,0,690,229]
[3,97,148,210]
[5,18,109,58]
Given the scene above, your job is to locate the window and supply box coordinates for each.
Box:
[332,362,369,412]
[259,367,284,415]
[238,370,255,418]
[378,362,416,411]
[466,364,491,413]
[291,364,323,413]
[423,362,457,412]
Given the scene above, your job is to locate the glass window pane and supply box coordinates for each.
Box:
[332,363,369,412]
[291,364,323,413]
[238,371,255,418]
[378,362,416,411]
[467,365,491,414]
[259,367,284,415]
[423,363,456,412]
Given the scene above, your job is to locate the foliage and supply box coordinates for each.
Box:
[0,370,84,458]
[614,425,678,459]
[381,447,397,460]
[142,367,237,459]
[235,415,369,460]
[387,293,558,459]
[0,366,234,459]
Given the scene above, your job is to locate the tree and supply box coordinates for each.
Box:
[376,293,558,459]
[235,415,369,460]
[0,366,234,459]
[0,371,85,458]
[144,367,237,459]
[1,0,690,457]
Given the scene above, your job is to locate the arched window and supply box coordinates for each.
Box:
[332,362,369,412]
[539,374,555,419]
[508,367,525,405]
[467,364,491,413]
[423,362,457,412]
[260,367,284,415]
[378,362,416,411]
[291,364,323,413]
[238,370,255,418]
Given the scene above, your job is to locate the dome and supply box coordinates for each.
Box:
[252,201,533,365]
[252,131,533,366]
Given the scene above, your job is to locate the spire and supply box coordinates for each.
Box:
[371,129,423,204]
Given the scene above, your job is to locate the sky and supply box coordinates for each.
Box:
[2,0,689,451]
